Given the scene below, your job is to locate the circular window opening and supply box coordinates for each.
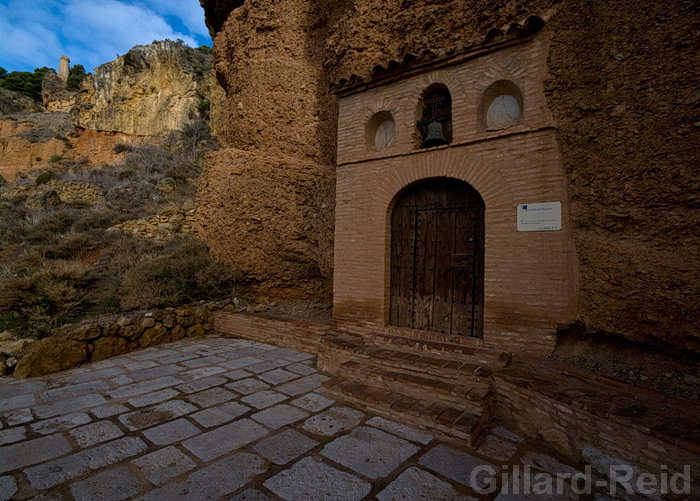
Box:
[366,111,395,152]
[480,80,524,131]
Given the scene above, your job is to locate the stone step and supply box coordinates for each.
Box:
[319,332,501,382]
[336,359,489,415]
[321,375,488,447]
[369,332,512,367]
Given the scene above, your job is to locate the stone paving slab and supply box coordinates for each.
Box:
[0,335,598,500]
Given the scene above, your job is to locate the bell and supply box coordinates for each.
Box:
[422,121,447,148]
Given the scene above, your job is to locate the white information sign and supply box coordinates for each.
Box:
[517,202,561,232]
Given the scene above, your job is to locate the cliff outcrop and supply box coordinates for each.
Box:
[199,0,700,350]
[1,40,224,181]
[72,40,224,136]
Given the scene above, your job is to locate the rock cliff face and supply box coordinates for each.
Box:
[0,113,137,181]
[73,40,224,136]
[41,70,77,113]
[199,0,700,350]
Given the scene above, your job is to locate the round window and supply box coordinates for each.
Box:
[480,80,524,131]
[366,111,395,152]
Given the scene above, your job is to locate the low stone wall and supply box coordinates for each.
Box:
[213,310,326,354]
[0,180,105,207]
[113,200,197,240]
[13,305,215,378]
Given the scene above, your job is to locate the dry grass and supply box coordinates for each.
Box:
[0,121,243,338]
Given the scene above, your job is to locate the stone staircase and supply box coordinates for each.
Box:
[318,331,511,446]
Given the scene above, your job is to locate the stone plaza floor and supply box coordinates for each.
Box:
[0,335,586,500]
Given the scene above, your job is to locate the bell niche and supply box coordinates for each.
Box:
[416,84,452,149]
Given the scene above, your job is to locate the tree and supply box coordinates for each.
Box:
[0,67,51,101]
[0,67,6,80]
[67,64,88,91]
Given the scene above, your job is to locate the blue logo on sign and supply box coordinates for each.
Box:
[522,205,528,210]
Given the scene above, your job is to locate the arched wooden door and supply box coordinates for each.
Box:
[390,179,485,337]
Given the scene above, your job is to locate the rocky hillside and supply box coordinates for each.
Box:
[0,112,134,181]
[1,40,224,183]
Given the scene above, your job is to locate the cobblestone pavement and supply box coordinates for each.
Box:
[0,336,588,500]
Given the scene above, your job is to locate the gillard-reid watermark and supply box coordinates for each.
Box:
[469,464,692,496]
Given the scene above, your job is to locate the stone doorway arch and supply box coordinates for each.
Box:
[390,178,485,337]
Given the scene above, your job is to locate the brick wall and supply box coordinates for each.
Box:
[333,36,576,355]
[214,311,326,354]
[493,373,700,497]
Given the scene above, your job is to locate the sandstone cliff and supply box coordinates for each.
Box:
[72,40,224,136]
[197,0,336,300]
[199,0,700,351]
[0,113,138,181]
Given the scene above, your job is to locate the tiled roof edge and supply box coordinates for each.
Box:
[330,15,545,96]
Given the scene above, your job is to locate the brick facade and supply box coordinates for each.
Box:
[333,35,576,355]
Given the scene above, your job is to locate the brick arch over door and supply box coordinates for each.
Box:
[390,178,485,337]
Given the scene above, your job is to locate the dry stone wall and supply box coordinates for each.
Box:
[13,305,215,378]
[113,200,198,240]
[200,0,700,351]
[0,180,106,207]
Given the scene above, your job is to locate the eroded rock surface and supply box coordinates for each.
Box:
[73,40,224,136]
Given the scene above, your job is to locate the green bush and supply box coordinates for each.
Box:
[49,154,62,164]
[66,64,89,91]
[0,67,51,101]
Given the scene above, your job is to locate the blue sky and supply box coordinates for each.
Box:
[0,0,212,73]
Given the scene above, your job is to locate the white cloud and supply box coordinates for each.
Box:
[63,0,196,70]
[0,0,210,73]
[139,0,210,37]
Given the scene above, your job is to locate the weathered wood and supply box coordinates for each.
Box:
[390,179,484,338]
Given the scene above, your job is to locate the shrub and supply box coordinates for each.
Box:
[0,67,51,101]
[113,143,132,154]
[115,236,243,310]
[66,64,89,91]
[35,168,62,185]
[24,208,76,245]
[0,261,95,338]
[196,99,210,119]
[42,233,95,260]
